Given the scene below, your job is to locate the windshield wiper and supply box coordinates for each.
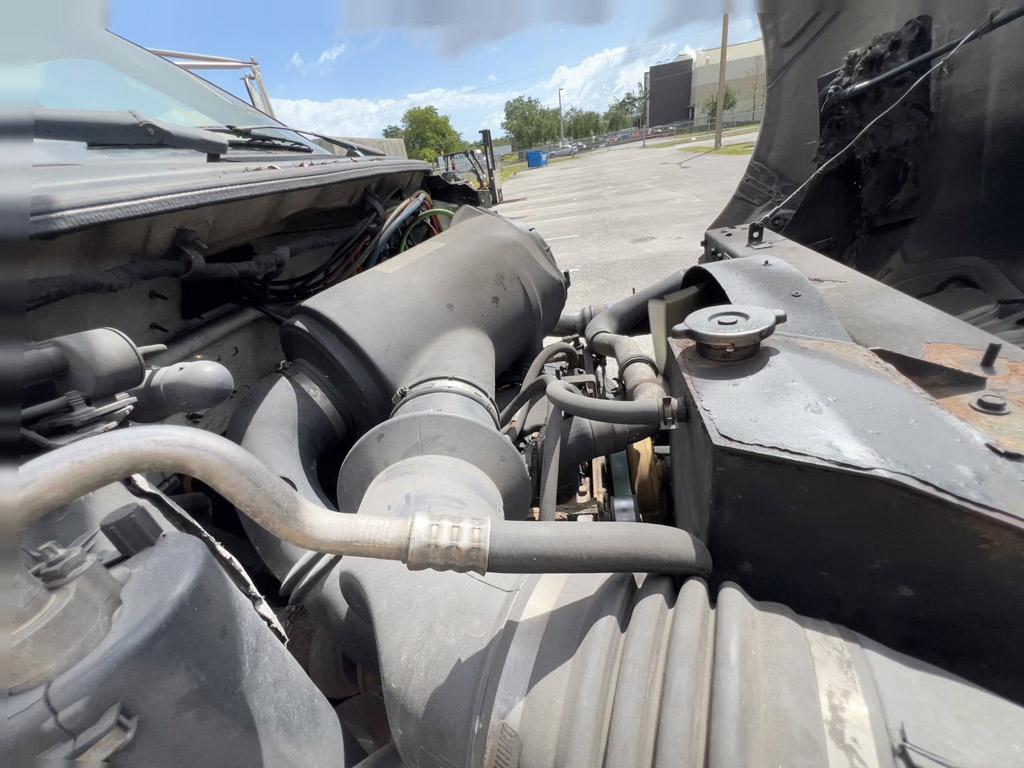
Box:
[204,126,313,154]
[35,108,229,157]
[207,125,386,157]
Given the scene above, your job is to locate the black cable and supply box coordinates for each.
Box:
[841,7,1024,101]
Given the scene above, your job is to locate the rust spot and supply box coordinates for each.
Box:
[922,343,1024,455]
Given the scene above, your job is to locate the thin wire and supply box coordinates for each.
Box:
[758,22,981,228]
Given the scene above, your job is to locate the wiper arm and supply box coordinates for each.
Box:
[35,108,228,156]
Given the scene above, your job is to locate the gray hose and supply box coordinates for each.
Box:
[538,403,564,521]
[561,418,657,473]
[19,425,711,576]
[489,520,711,575]
[583,271,685,342]
[524,341,579,382]
[18,426,410,559]
[500,375,552,427]
[503,343,579,438]
[546,379,673,427]
[552,305,602,337]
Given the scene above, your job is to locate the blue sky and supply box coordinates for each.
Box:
[110,0,759,139]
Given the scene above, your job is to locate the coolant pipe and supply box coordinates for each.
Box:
[19,426,711,576]
[546,379,677,427]
[584,270,686,342]
[579,271,689,403]
[552,305,602,337]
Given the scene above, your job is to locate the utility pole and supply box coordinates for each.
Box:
[639,77,648,148]
[713,13,729,150]
[558,88,565,146]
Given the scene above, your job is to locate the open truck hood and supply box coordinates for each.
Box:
[716,1,1024,345]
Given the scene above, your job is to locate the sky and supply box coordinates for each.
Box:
[109,0,760,139]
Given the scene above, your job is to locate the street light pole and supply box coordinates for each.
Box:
[558,88,565,146]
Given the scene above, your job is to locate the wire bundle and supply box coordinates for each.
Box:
[255,191,448,304]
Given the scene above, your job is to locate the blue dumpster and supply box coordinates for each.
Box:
[526,150,549,168]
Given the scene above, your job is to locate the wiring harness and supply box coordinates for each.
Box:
[256,191,452,304]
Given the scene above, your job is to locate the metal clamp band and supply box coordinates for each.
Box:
[391,377,501,428]
[405,513,491,574]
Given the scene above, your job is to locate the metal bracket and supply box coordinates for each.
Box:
[747,222,766,247]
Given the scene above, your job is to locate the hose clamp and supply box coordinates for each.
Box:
[406,513,491,574]
[660,397,680,430]
[616,353,659,378]
[391,377,500,428]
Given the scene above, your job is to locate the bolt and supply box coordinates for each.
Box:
[791,290,802,297]
[981,342,1002,368]
[763,259,770,266]
[975,393,1009,413]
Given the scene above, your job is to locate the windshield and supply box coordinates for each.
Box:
[33,26,326,157]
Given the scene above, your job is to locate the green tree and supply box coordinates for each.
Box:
[501,96,560,149]
[564,108,602,140]
[606,86,648,128]
[393,106,463,162]
[603,106,632,132]
[701,86,738,123]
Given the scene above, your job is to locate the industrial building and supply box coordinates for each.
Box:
[645,38,766,128]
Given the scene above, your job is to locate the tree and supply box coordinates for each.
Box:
[564,108,602,140]
[701,85,738,123]
[603,106,632,132]
[392,106,463,162]
[602,86,648,133]
[501,96,560,149]
[606,86,648,128]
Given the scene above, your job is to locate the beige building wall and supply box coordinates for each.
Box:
[689,38,766,125]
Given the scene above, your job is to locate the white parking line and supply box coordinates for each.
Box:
[546,234,580,241]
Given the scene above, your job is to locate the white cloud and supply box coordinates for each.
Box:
[317,44,346,66]
[274,86,513,138]
[287,52,306,74]
[275,37,696,137]
[487,74,497,82]
[540,40,680,113]
[288,43,347,77]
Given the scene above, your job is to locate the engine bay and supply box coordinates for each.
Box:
[13,155,1024,765]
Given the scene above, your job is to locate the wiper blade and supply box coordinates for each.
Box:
[34,108,228,156]
[207,124,386,157]
[219,127,313,154]
[228,138,313,153]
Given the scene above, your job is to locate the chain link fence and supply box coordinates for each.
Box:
[507,108,763,166]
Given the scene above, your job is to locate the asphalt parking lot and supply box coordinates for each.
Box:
[497,132,757,312]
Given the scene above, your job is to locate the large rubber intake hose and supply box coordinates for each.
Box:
[19,426,711,577]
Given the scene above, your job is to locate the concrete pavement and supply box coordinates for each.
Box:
[497,133,756,313]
